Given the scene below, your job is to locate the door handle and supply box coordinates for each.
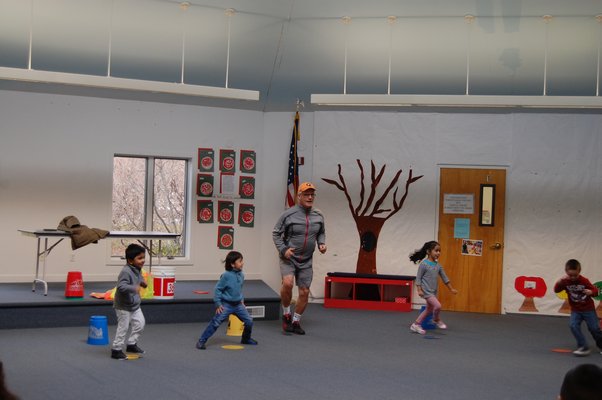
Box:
[490,242,503,250]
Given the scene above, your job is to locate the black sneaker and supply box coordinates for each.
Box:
[241,338,258,345]
[292,321,305,335]
[282,314,293,334]
[196,340,207,350]
[126,344,145,354]
[111,349,127,360]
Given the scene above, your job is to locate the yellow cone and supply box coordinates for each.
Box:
[226,314,244,336]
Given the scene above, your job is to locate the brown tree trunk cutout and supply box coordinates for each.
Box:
[519,297,538,312]
[558,299,571,314]
[323,160,423,274]
[596,302,602,319]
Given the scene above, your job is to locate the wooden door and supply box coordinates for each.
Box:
[437,168,506,314]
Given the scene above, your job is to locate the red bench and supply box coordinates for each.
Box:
[324,272,415,312]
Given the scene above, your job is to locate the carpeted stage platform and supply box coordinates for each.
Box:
[0,280,280,329]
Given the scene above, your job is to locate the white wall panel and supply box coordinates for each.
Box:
[313,111,601,315]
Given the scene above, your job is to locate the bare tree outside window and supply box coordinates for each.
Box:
[111,156,188,258]
[152,158,187,256]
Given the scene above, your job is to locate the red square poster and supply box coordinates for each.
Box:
[219,149,236,173]
[218,201,235,224]
[197,200,214,223]
[238,204,255,228]
[240,150,256,174]
[239,176,255,199]
[198,148,214,172]
[196,174,214,197]
[217,226,234,250]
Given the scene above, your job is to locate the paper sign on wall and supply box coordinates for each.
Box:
[218,201,235,224]
[443,194,474,214]
[220,172,235,195]
[197,200,214,223]
[239,176,255,199]
[240,150,256,174]
[196,174,214,197]
[454,218,470,239]
[198,148,214,172]
[461,239,483,256]
[220,149,236,173]
[217,226,234,250]
[238,204,255,228]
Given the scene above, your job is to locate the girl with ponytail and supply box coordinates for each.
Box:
[409,241,458,334]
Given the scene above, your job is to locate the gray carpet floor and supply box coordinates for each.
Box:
[0,305,597,400]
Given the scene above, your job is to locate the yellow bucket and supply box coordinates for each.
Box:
[226,314,244,336]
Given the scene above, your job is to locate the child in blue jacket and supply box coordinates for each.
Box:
[196,251,258,349]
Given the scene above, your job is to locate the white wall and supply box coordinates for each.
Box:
[2,89,601,316]
[0,90,281,284]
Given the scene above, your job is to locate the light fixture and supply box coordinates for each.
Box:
[0,2,259,102]
[311,14,602,110]
[310,94,602,108]
[0,66,260,101]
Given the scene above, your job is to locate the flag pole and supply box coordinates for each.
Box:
[285,100,303,208]
[294,98,304,191]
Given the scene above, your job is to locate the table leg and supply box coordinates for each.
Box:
[32,238,41,292]
[158,240,162,266]
[149,240,153,274]
[33,238,48,296]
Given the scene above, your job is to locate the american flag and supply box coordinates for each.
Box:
[286,112,300,208]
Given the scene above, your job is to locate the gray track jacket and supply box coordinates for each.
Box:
[113,264,143,311]
[272,205,326,269]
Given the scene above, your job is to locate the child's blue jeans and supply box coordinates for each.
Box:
[199,301,253,343]
[569,310,602,349]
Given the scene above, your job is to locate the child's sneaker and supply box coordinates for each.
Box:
[111,349,127,360]
[126,344,145,354]
[241,338,258,345]
[434,320,447,329]
[196,340,207,350]
[410,323,426,335]
[573,347,591,356]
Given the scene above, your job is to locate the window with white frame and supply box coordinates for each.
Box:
[111,155,188,258]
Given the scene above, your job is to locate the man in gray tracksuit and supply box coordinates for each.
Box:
[273,182,326,335]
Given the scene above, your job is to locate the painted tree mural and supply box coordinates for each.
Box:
[322,160,423,274]
[515,276,547,312]
[555,290,571,314]
[594,281,602,318]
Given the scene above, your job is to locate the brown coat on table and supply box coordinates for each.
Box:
[57,215,109,250]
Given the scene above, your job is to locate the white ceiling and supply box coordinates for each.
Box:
[1,0,602,111]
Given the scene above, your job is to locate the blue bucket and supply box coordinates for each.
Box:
[87,315,109,345]
[419,305,437,330]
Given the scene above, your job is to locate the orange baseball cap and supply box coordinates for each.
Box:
[298,182,316,193]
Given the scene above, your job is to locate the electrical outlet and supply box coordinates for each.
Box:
[70,254,75,262]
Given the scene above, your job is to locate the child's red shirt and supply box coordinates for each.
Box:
[554,275,598,312]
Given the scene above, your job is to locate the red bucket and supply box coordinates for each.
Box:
[65,271,84,298]
[153,266,175,299]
